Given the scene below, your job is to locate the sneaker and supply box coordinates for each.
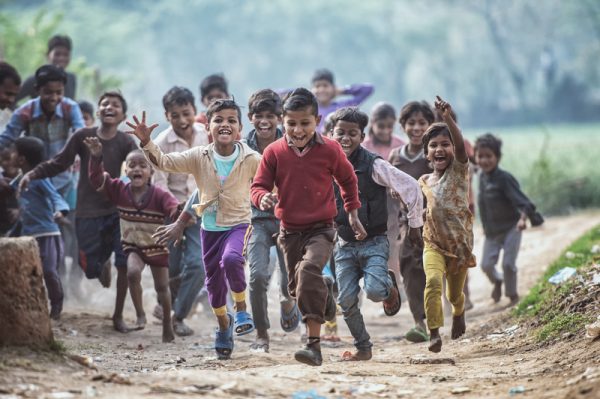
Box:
[294,344,323,366]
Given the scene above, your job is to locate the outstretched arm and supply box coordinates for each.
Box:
[434,95,467,163]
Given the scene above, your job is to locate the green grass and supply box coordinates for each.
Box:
[513,224,600,342]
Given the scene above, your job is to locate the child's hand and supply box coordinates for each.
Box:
[434,95,453,120]
[54,211,69,225]
[153,220,186,247]
[348,209,367,240]
[260,192,278,211]
[17,172,33,196]
[83,136,103,158]
[125,111,159,146]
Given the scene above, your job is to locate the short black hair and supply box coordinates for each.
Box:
[78,100,94,116]
[399,101,435,127]
[47,35,72,53]
[15,137,46,167]
[34,64,67,89]
[323,113,335,134]
[282,88,319,117]
[370,102,396,122]
[163,86,196,112]
[422,122,453,156]
[312,68,334,85]
[475,133,502,159]
[200,74,228,101]
[98,91,128,115]
[248,89,282,116]
[330,107,369,132]
[206,98,242,123]
[0,61,21,86]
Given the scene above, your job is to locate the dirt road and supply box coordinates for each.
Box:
[1,211,600,398]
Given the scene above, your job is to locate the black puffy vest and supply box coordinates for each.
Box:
[334,146,388,242]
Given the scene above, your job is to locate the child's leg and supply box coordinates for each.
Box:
[423,244,446,352]
[480,234,503,301]
[501,227,523,300]
[36,236,65,319]
[150,265,175,342]
[400,233,427,332]
[201,229,229,329]
[110,216,130,333]
[446,266,468,339]
[126,252,146,329]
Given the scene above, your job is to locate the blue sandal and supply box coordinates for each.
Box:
[234,310,255,336]
[280,301,301,333]
[215,313,234,360]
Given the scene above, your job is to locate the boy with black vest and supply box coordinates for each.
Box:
[328,107,423,361]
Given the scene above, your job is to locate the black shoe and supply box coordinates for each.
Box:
[324,276,336,322]
[491,280,502,303]
[294,344,323,366]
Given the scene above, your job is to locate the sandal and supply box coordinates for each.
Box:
[383,271,401,316]
[215,313,234,360]
[405,327,429,343]
[234,310,255,336]
[280,301,301,333]
[294,337,322,366]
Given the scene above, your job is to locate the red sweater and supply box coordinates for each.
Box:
[251,135,360,231]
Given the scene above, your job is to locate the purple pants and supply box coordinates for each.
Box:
[201,224,251,309]
[36,235,64,310]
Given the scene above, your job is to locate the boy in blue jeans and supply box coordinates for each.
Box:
[328,107,423,360]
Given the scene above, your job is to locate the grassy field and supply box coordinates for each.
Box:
[464,123,600,215]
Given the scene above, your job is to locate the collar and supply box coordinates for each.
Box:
[246,128,283,150]
[32,98,65,119]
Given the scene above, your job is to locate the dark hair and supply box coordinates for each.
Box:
[162,86,196,112]
[399,101,435,127]
[206,98,242,123]
[248,89,282,116]
[98,91,127,115]
[323,113,335,134]
[367,102,396,137]
[282,88,319,116]
[200,74,228,101]
[422,122,453,156]
[0,61,21,86]
[475,133,502,159]
[15,137,46,167]
[78,100,94,116]
[330,107,369,132]
[126,149,146,161]
[434,106,458,123]
[47,35,72,53]
[34,64,67,89]
[312,68,335,85]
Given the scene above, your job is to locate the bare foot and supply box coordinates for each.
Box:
[113,317,130,333]
[451,312,466,339]
[428,328,442,353]
[134,314,147,330]
[341,349,372,361]
[162,324,175,343]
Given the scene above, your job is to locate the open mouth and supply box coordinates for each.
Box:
[257,126,272,135]
[131,173,143,181]
[433,155,447,163]
[218,128,232,136]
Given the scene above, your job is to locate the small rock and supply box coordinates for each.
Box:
[410,356,456,365]
[451,386,470,394]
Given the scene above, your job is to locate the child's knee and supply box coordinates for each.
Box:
[222,252,244,270]
[154,281,169,296]
[337,291,358,312]
[425,274,443,294]
[127,269,142,284]
[364,279,390,303]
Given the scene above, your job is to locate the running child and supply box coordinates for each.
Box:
[475,133,543,305]
[328,107,423,361]
[419,96,476,353]
[128,99,260,360]
[251,88,366,366]
[86,137,178,342]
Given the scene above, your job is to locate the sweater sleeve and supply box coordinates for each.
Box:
[331,143,360,212]
[158,187,181,219]
[141,140,200,175]
[337,83,374,107]
[250,147,276,209]
[88,154,123,205]
[30,131,81,180]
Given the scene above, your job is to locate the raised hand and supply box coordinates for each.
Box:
[434,95,453,120]
[125,111,158,146]
[83,136,103,158]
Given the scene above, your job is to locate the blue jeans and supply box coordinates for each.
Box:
[248,218,291,331]
[168,218,205,320]
[334,235,391,351]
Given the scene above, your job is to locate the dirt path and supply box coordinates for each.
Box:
[1,211,600,398]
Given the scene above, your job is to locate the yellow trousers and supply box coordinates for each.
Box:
[423,244,467,330]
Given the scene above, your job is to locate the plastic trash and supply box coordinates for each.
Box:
[292,389,327,399]
[509,386,526,395]
[548,267,577,285]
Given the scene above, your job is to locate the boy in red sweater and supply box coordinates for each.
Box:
[251,88,366,366]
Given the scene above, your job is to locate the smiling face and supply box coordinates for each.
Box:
[0,78,20,110]
[475,146,499,174]
[426,133,455,172]
[125,152,152,189]
[283,107,320,149]
[166,102,196,138]
[402,111,430,147]
[38,81,64,115]
[312,79,336,105]
[371,116,395,143]
[97,95,125,126]
[332,120,364,157]
[0,146,19,178]
[249,111,281,141]
[207,108,241,151]
[47,45,71,69]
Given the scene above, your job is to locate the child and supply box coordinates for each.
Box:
[12,137,68,319]
[419,96,476,353]
[475,133,543,305]
[328,107,423,361]
[17,35,77,101]
[244,89,298,352]
[18,91,137,332]
[195,74,229,125]
[153,86,208,336]
[0,62,21,133]
[362,102,405,160]
[128,99,260,360]
[78,100,95,127]
[388,100,435,343]
[0,143,20,235]
[251,88,365,366]
[86,137,178,342]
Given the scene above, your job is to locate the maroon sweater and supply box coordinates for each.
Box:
[251,135,360,231]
